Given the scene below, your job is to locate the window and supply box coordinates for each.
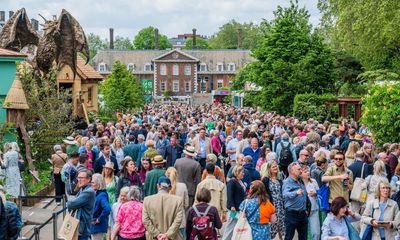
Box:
[99,63,106,72]
[161,80,166,92]
[217,63,224,72]
[173,80,179,92]
[217,79,223,88]
[173,64,179,76]
[200,77,208,92]
[228,63,235,72]
[87,87,93,106]
[144,63,152,72]
[200,63,207,72]
[184,64,191,75]
[160,64,167,75]
[127,63,135,71]
[185,80,191,92]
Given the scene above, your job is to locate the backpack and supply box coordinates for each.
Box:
[190,205,216,240]
[279,142,293,167]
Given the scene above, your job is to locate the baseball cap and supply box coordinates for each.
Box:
[157,176,171,188]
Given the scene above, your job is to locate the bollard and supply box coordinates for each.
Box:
[53,212,58,240]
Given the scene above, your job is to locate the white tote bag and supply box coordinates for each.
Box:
[350,163,367,202]
[232,200,253,240]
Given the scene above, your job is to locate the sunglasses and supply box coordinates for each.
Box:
[334,158,344,161]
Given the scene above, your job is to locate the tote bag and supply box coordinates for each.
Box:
[58,211,79,240]
[232,200,253,240]
[350,163,367,202]
[344,217,361,240]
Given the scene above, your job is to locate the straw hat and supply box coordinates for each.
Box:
[63,136,77,145]
[183,145,196,157]
[354,134,363,141]
[152,155,166,164]
[103,161,115,170]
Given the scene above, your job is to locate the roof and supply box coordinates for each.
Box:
[3,73,29,110]
[76,56,103,80]
[0,48,27,58]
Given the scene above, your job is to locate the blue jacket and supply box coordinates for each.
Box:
[67,185,96,237]
[242,147,260,168]
[243,163,261,189]
[90,189,111,234]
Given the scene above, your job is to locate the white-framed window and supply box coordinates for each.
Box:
[201,77,207,92]
[217,79,223,88]
[173,80,179,92]
[184,64,191,75]
[217,63,224,72]
[127,63,135,71]
[173,64,179,76]
[99,63,106,72]
[160,64,167,75]
[144,63,152,72]
[161,80,166,92]
[185,80,191,92]
[199,63,207,72]
[228,63,235,72]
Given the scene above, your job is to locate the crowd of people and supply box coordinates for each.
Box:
[1,102,400,240]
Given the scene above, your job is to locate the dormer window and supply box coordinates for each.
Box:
[200,63,207,72]
[99,63,106,72]
[127,63,135,71]
[216,63,224,72]
[144,63,152,72]
[228,63,235,72]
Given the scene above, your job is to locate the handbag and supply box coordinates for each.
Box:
[232,200,253,240]
[317,183,330,212]
[344,217,361,240]
[361,208,375,240]
[350,163,368,202]
[58,211,79,240]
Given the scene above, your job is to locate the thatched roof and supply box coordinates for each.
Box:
[0,48,27,58]
[3,73,29,110]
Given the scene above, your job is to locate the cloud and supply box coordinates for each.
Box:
[2,0,321,40]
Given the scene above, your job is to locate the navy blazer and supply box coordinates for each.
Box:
[93,155,119,175]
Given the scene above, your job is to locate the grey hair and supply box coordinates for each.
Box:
[288,162,300,174]
[92,173,106,190]
[54,144,62,152]
[266,152,278,162]
[128,186,142,201]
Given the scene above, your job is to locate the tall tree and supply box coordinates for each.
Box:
[133,26,172,50]
[183,37,209,50]
[87,33,108,60]
[318,0,400,73]
[114,36,134,50]
[234,1,336,114]
[100,61,144,112]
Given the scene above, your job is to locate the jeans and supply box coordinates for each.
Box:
[222,211,238,240]
[78,235,89,240]
[284,210,308,240]
[308,210,320,240]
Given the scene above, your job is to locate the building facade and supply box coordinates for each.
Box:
[92,49,254,99]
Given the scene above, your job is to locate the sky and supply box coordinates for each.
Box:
[2,0,321,40]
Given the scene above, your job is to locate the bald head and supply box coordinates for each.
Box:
[378,152,388,163]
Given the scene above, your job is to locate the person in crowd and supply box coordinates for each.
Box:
[51,144,67,205]
[67,169,96,240]
[155,128,170,158]
[143,139,159,162]
[361,180,399,240]
[90,174,111,240]
[109,186,129,239]
[211,129,222,156]
[222,165,246,240]
[301,166,320,240]
[112,186,145,240]
[362,142,375,164]
[116,157,142,199]
[62,151,80,200]
[340,128,357,152]
[186,188,223,240]
[137,134,147,165]
[201,153,225,182]
[226,153,245,182]
[165,135,183,168]
[311,155,328,187]
[390,163,400,192]
[174,145,202,206]
[110,137,125,169]
[377,152,393,182]
[239,180,276,240]
[256,145,271,171]
[282,162,308,240]
[321,196,361,240]
[165,167,189,239]
[243,155,261,190]
[102,161,118,207]
[77,153,90,172]
[79,137,89,153]
[0,142,23,198]
[388,143,400,176]
[297,149,311,168]
[345,141,360,167]
[144,155,166,197]
[192,127,212,169]
[322,151,353,203]
[362,160,388,202]
[195,163,227,221]
[226,129,243,162]
[139,157,152,184]
[0,185,22,240]
[94,144,119,175]
[142,176,184,240]
[123,135,141,169]
[64,136,79,158]
[242,137,261,168]
[83,140,96,169]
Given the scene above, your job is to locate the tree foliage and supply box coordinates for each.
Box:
[114,36,134,50]
[233,1,336,114]
[361,82,400,145]
[87,33,108,60]
[318,0,400,73]
[133,26,172,50]
[208,20,262,49]
[100,61,144,113]
[293,93,338,121]
[183,37,209,50]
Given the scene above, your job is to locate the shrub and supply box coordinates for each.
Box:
[293,93,338,122]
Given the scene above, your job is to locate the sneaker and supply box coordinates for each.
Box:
[56,202,61,206]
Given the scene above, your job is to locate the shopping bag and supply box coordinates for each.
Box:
[350,163,367,202]
[232,200,252,240]
[344,217,361,240]
[58,211,79,240]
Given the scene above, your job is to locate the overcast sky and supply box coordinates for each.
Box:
[3,0,321,40]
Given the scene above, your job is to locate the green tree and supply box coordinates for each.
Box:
[361,82,400,145]
[234,1,336,114]
[183,37,209,49]
[334,51,366,96]
[87,33,108,60]
[133,26,172,50]
[100,61,144,112]
[114,36,134,50]
[318,0,400,73]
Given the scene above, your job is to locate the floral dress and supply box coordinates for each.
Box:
[106,176,118,206]
[3,151,23,197]
[269,179,285,239]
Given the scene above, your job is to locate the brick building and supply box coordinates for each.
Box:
[92,49,254,99]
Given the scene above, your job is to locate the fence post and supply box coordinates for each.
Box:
[34,227,40,240]
[53,212,58,240]
[19,179,23,240]
[62,194,67,219]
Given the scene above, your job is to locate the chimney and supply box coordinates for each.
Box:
[192,28,197,50]
[237,27,243,49]
[154,28,159,50]
[9,11,14,19]
[109,28,114,50]
[31,18,39,31]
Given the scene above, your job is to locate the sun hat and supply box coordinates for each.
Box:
[183,145,196,157]
[63,136,77,145]
[103,161,115,170]
[152,155,166,164]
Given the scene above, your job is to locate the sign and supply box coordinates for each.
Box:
[142,79,153,94]
[192,93,213,105]
[212,90,231,95]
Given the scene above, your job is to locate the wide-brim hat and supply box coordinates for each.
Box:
[63,136,77,145]
[183,146,196,157]
[103,161,115,170]
[152,155,166,164]
[354,134,363,141]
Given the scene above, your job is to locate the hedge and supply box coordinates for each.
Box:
[293,93,338,122]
